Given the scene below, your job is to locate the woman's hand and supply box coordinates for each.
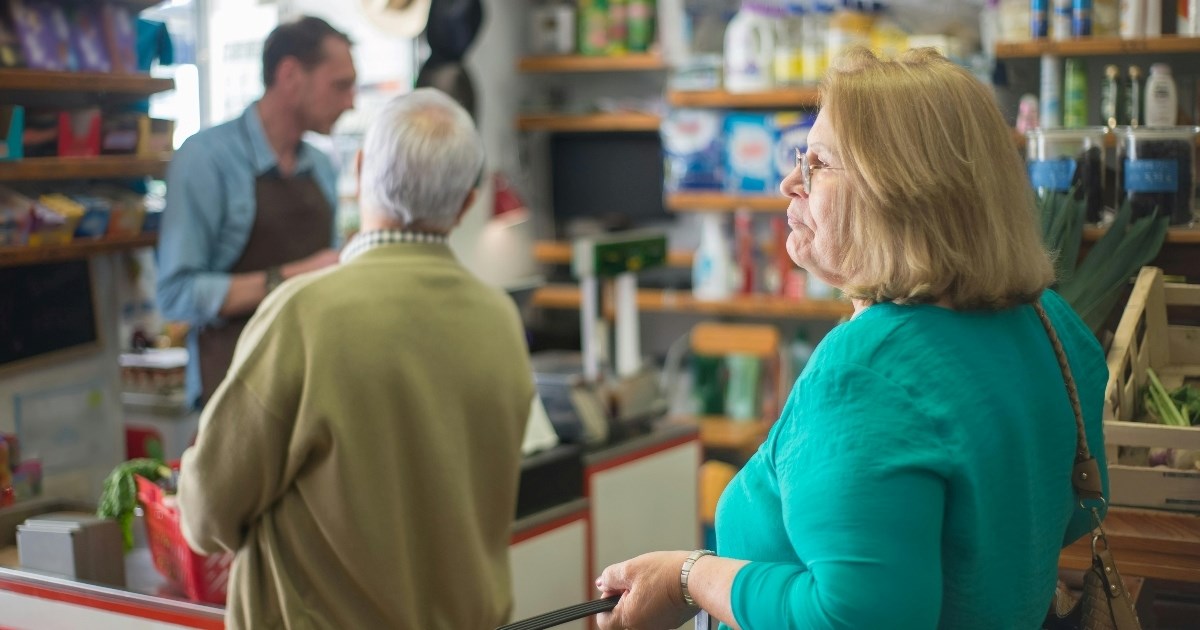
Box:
[596,550,698,630]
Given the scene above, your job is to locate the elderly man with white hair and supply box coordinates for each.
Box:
[177,88,535,630]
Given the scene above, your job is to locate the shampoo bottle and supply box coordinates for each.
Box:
[1144,63,1178,126]
[693,214,733,301]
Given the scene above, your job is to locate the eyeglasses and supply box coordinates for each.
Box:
[795,148,843,195]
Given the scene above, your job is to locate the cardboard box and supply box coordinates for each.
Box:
[66,4,110,73]
[99,2,135,74]
[8,0,72,71]
[1103,266,1200,512]
[57,109,101,157]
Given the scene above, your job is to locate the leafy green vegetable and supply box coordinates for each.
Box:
[1038,193,1170,333]
[1142,368,1200,427]
[97,458,170,551]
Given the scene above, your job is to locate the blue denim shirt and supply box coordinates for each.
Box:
[156,102,338,406]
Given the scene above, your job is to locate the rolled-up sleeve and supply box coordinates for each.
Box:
[156,142,233,327]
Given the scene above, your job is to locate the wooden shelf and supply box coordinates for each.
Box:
[995,35,1200,58]
[117,0,171,9]
[0,70,173,107]
[666,192,784,213]
[519,54,665,73]
[534,240,694,268]
[516,113,661,132]
[0,155,170,181]
[0,234,158,268]
[531,284,852,320]
[1083,226,1200,244]
[667,87,820,109]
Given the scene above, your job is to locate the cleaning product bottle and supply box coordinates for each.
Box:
[693,213,733,301]
[724,2,777,93]
[1101,64,1120,129]
[1040,54,1063,127]
[1125,64,1142,127]
[1063,58,1088,128]
[801,2,832,84]
[1144,63,1178,126]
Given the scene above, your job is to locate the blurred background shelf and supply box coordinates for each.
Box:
[516,113,661,132]
[666,87,820,109]
[1083,226,1200,244]
[531,284,851,319]
[666,193,784,213]
[0,156,171,181]
[994,35,1200,58]
[534,240,694,267]
[0,70,174,108]
[0,234,158,268]
[518,53,665,73]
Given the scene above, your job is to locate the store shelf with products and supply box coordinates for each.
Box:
[0,155,170,182]
[518,53,666,73]
[516,112,661,132]
[0,234,157,268]
[530,283,852,320]
[534,240,694,268]
[1083,226,1200,244]
[666,192,785,213]
[666,87,820,109]
[0,70,175,108]
[994,35,1200,59]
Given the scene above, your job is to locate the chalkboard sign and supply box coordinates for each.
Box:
[0,260,99,369]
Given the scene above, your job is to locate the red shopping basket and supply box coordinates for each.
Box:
[135,474,232,605]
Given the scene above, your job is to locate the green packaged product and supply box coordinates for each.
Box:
[578,0,608,56]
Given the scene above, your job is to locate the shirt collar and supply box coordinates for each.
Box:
[340,229,449,264]
[241,101,318,177]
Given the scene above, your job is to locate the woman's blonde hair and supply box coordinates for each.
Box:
[820,47,1054,310]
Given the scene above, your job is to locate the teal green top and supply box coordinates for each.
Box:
[715,291,1108,629]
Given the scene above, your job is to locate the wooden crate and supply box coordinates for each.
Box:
[1103,266,1200,512]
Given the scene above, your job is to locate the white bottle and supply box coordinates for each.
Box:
[1144,0,1162,34]
[1144,63,1178,126]
[1119,0,1144,37]
[725,3,777,93]
[1052,0,1073,39]
[693,214,733,301]
[1039,54,1063,128]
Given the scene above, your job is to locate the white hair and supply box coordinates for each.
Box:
[359,88,485,230]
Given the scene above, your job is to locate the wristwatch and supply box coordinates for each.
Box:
[264,265,284,294]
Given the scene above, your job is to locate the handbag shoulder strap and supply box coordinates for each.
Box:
[1031,300,1105,501]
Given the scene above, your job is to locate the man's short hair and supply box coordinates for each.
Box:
[262,16,351,88]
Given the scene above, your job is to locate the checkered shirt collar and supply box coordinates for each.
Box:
[339,229,449,264]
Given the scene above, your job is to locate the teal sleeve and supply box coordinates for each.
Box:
[730,363,949,630]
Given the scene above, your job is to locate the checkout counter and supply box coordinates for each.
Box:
[0,421,700,630]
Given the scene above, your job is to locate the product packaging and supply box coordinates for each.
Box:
[1027,127,1109,223]
[1117,126,1199,225]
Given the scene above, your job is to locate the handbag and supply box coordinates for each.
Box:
[1033,302,1142,630]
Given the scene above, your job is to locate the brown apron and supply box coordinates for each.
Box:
[197,172,332,404]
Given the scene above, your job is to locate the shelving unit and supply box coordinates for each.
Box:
[516,112,661,132]
[0,234,158,268]
[994,35,1200,58]
[0,155,171,181]
[1083,226,1200,245]
[666,192,784,213]
[0,69,175,108]
[534,240,694,268]
[666,87,820,109]
[518,53,665,73]
[531,284,852,320]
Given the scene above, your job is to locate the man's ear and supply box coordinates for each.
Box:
[453,189,478,228]
[275,56,302,91]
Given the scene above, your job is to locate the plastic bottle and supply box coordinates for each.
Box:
[693,214,733,301]
[870,4,908,59]
[1052,0,1073,38]
[1073,0,1094,34]
[1101,64,1120,129]
[724,354,762,421]
[724,2,777,93]
[1119,0,1144,37]
[578,0,609,55]
[1144,0,1162,34]
[827,0,873,65]
[607,0,629,54]
[1063,58,1088,127]
[626,0,655,52]
[802,2,832,83]
[1040,54,1063,128]
[1125,64,1142,127]
[1032,0,1051,37]
[774,4,805,86]
[1017,93,1041,133]
[1144,63,1178,126]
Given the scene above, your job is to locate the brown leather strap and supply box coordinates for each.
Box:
[1032,300,1105,501]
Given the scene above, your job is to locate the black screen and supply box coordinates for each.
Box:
[550,132,668,234]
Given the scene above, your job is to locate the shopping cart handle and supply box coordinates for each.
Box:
[496,595,621,630]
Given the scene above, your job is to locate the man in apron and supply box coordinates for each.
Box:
[156,16,356,407]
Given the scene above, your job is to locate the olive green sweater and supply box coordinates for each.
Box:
[178,243,534,629]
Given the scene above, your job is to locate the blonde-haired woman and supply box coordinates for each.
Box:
[595,48,1109,630]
